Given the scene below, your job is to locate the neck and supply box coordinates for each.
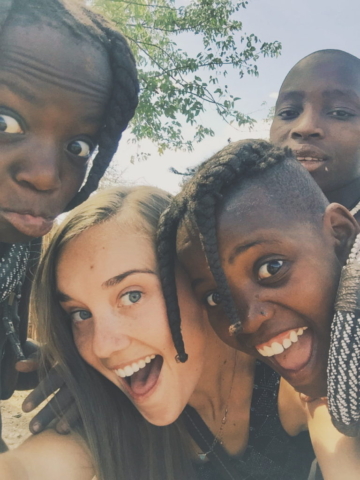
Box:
[325,176,360,209]
[188,327,255,420]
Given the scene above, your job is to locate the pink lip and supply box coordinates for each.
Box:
[2,211,55,238]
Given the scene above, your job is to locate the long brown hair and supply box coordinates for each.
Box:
[33,186,197,480]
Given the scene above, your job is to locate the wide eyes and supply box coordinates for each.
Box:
[71,309,92,324]
[67,139,92,158]
[0,114,23,134]
[205,291,222,307]
[121,291,142,306]
[258,260,284,280]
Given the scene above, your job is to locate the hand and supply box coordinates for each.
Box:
[14,340,40,391]
[299,393,328,420]
[22,367,79,435]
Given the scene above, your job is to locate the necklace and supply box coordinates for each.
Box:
[197,351,237,461]
[350,199,360,217]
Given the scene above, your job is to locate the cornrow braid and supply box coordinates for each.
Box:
[0,0,139,211]
[158,139,290,361]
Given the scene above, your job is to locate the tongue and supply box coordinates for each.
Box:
[129,356,163,396]
[273,330,313,371]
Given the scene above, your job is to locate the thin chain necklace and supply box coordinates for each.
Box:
[197,351,237,461]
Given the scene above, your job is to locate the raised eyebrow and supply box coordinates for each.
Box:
[228,239,282,264]
[102,269,156,289]
[0,78,43,106]
[57,291,73,303]
[276,91,304,105]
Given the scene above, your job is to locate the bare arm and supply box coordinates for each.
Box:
[306,400,360,480]
[0,430,95,480]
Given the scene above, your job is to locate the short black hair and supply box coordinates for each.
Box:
[0,0,139,210]
[157,139,328,361]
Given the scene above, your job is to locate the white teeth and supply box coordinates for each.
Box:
[264,345,273,356]
[283,338,292,349]
[114,355,156,379]
[132,363,140,372]
[256,327,308,358]
[272,342,284,354]
[290,330,298,343]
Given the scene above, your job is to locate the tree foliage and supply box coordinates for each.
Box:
[92,0,281,154]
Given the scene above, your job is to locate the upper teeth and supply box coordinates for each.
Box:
[256,327,308,357]
[115,354,156,378]
[297,156,322,162]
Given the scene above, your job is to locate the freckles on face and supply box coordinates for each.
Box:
[56,219,207,426]
[0,24,112,243]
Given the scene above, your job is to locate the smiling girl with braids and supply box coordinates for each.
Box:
[0,0,138,451]
[156,139,360,477]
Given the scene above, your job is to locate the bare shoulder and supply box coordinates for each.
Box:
[278,378,308,435]
[0,429,95,480]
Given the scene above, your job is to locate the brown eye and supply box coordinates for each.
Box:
[258,260,284,280]
[67,140,92,158]
[205,291,222,307]
[0,114,23,134]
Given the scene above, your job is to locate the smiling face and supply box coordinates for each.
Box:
[56,217,206,426]
[0,22,111,243]
[177,186,355,398]
[270,52,360,195]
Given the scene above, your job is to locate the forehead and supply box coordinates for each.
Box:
[0,23,111,99]
[57,219,156,282]
[278,55,360,102]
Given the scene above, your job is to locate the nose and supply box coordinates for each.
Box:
[290,107,324,140]
[13,139,62,192]
[92,314,131,360]
[240,299,275,335]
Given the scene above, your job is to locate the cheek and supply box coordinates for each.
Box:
[207,309,241,350]
[72,325,93,363]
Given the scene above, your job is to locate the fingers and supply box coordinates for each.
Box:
[15,357,39,373]
[22,368,65,412]
[55,402,80,435]
[28,385,74,434]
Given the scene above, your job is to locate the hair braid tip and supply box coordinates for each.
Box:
[229,321,242,336]
[175,352,188,363]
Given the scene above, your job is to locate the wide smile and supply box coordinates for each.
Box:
[255,326,313,372]
[114,354,164,399]
[2,210,55,237]
[291,146,329,173]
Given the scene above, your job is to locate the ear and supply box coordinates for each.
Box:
[323,203,359,264]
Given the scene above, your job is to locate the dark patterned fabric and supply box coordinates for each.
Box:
[183,361,318,480]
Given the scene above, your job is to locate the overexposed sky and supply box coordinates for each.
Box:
[110,0,360,194]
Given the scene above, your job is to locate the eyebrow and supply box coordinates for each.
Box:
[0,78,42,106]
[57,269,156,303]
[276,91,304,103]
[322,88,360,104]
[102,269,156,289]
[228,239,282,264]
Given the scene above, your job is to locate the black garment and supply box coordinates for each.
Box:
[0,239,41,448]
[182,361,318,480]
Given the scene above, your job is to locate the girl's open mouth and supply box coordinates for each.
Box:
[255,327,313,372]
[115,355,164,397]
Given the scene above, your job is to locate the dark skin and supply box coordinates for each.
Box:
[177,189,359,398]
[0,21,112,434]
[270,52,360,215]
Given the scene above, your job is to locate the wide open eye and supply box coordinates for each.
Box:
[71,309,92,324]
[67,140,92,158]
[0,114,23,134]
[258,260,284,280]
[121,291,142,306]
[205,291,222,307]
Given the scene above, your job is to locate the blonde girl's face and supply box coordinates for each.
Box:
[56,217,207,426]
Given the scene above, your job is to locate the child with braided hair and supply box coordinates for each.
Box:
[0,0,138,450]
[157,139,360,478]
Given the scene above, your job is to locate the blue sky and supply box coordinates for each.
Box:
[111,0,360,193]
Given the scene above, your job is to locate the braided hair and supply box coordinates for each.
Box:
[0,0,139,210]
[157,139,293,362]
